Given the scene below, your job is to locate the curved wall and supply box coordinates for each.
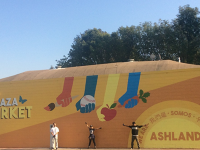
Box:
[0,62,200,148]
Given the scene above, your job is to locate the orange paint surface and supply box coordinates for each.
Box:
[0,76,200,148]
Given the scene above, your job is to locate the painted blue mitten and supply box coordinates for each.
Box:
[80,103,95,113]
[125,99,138,108]
[118,72,140,108]
[76,75,98,113]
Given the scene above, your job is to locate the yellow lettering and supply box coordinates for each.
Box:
[1,107,8,119]
[18,106,25,119]
[0,106,32,119]
[25,106,32,118]
[9,107,18,119]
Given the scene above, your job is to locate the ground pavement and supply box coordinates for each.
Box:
[1,148,200,150]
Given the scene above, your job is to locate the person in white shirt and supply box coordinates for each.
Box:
[50,122,59,150]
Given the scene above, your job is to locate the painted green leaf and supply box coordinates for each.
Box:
[139,89,143,97]
[143,92,150,98]
[110,103,117,109]
[141,98,147,103]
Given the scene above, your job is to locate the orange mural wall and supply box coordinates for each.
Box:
[0,68,200,148]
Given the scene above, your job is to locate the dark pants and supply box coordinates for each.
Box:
[89,138,96,146]
[131,136,140,148]
[89,134,96,146]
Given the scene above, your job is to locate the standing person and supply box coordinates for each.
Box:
[85,122,102,149]
[50,122,59,150]
[123,122,147,149]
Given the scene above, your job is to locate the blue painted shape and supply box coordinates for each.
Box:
[76,75,98,113]
[80,103,95,113]
[19,96,27,104]
[125,99,138,108]
[84,75,98,96]
[118,72,141,108]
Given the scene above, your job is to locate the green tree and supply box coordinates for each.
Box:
[117,26,141,61]
[57,5,200,67]
[108,31,124,62]
[151,20,176,60]
[172,5,200,63]
[57,28,111,67]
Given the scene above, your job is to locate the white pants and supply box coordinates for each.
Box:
[52,136,58,149]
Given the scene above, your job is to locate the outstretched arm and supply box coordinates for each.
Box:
[85,122,89,128]
[95,127,102,130]
[138,124,148,128]
[123,123,130,127]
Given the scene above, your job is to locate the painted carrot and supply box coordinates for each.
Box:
[118,95,140,108]
[118,89,150,108]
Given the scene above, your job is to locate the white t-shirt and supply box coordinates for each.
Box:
[50,127,59,138]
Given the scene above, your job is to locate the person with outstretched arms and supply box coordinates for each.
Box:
[85,122,102,149]
[123,122,147,149]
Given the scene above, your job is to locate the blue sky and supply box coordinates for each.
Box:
[0,0,199,79]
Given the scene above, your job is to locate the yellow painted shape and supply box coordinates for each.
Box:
[0,77,86,135]
[0,78,63,134]
[96,74,120,121]
[114,73,129,102]
[128,100,200,148]
[139,68,200,93]
[145,118,200,148]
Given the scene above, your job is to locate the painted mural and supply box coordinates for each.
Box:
[0,68,200,148]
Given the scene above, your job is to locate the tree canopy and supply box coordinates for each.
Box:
[56,5,200,68]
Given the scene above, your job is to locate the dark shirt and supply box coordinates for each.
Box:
[89,128,95,138]
[89,128,95,135]
[128,125,143,136]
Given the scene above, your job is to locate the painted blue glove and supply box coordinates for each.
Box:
[76,100,95,113]
[80,103,95,113]
[118,72,140,107]
[125,99,138,108]
[76,100,81,111]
